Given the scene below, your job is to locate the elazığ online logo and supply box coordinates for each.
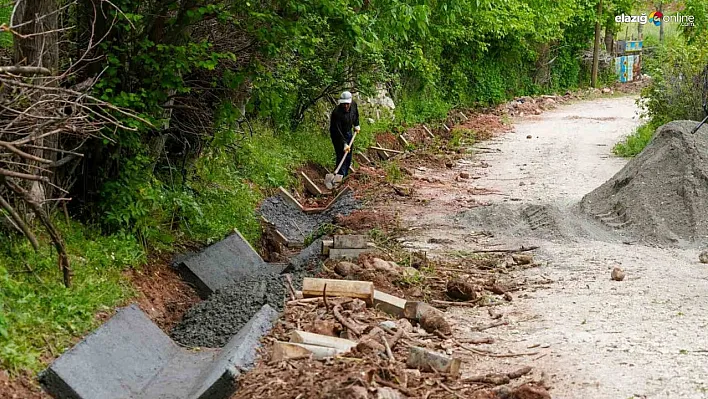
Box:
[615,11,694,27]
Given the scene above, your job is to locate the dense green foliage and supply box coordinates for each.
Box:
[616,0,708,157]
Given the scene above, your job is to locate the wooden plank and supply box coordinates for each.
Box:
[302,278,374,304]
[398,134,410,147]
[407,347,461,375]
[278,186,304,211]
[422,125,435,138]
[373,290,406,318]
[271,342,342,361]
[374,141,390,159]
[289,331,357,352]
[301,171,325,196]
[370,146,404,154]
[459,112,469,121]
[442,124,451,132]
[324,186,352,211]
[333,235,367,249]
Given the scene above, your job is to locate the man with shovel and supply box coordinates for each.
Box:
[326,91,360,189]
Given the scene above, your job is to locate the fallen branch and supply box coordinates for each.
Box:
[463,366,533,385]
[455,339,539,358]
[472,246,539,254]
[370,146,404,154]
[333,304,363,336]
[0,194,39,250]
[471,320,508,332]
[432,299,481,308]
[0,66,52,75]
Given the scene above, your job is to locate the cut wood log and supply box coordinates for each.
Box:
[271,342,343,361]
[333,235,368,249]
[302,278,374,304]
[404,302,451,334]
[406,347,461,375]
[373,290,406,318]
[289,331,357,352]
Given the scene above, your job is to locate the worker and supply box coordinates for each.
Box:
[329,91,360,178]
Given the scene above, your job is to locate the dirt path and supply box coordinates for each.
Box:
[400,97,708,398]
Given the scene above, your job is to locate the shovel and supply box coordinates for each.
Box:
[324,130,357,190]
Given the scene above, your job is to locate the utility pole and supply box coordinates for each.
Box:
[591,0,603,88]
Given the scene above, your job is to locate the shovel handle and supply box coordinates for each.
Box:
[333,131,358,175]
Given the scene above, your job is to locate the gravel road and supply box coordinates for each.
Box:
[400,97,708,398]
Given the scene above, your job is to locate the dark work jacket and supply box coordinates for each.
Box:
[329,102,360,143]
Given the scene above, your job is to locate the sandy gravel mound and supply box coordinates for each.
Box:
[581,120,708,245]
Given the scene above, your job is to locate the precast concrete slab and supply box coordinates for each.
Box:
[178,230,286,297]
[40,304,278,399]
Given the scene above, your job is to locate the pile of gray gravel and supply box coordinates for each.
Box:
[171,275,286,348]
[259,190,360,244]
[581,120,708,245]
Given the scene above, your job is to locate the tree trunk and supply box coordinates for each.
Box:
[604,29,614,57]
[659,2,665,42]
[13,0,59,70]
[591,0,603,88]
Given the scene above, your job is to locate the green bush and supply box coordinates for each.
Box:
[613,122,658,157]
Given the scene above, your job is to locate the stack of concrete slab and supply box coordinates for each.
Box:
[40,304,278,399]
[177,230,286,298]
[323,235,375,260]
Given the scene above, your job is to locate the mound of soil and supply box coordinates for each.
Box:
[581,121,708,245]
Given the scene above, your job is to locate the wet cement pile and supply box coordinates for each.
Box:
[582,121,708,245]
[171,275,286,348]
[259,191,360,244]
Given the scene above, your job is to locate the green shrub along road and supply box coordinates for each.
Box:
[0,0,634,378]
[613,0,708,157]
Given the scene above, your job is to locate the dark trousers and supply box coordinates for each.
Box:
[331,130,353,177]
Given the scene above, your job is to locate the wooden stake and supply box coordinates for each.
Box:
[289,331,357,352]
[422,125,435,138]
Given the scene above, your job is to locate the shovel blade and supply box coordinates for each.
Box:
[324,173,335,190]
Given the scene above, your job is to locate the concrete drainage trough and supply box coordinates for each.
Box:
[40,304,279,399]
[40,228,328,398]
[177,230,286,298]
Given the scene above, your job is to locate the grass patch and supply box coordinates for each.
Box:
[613,122,657,157]
[0,3,11,48]
[0,222,143,373]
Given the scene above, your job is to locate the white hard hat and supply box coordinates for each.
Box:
[338,91,352,104]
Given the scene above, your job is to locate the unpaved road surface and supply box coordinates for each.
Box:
[400,97,708,398]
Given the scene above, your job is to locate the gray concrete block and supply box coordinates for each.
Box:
[328,247,373,260]
[40,304,279,399]
[179,231,285,298]
[333,235,367,249]
[40,304,185,399]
